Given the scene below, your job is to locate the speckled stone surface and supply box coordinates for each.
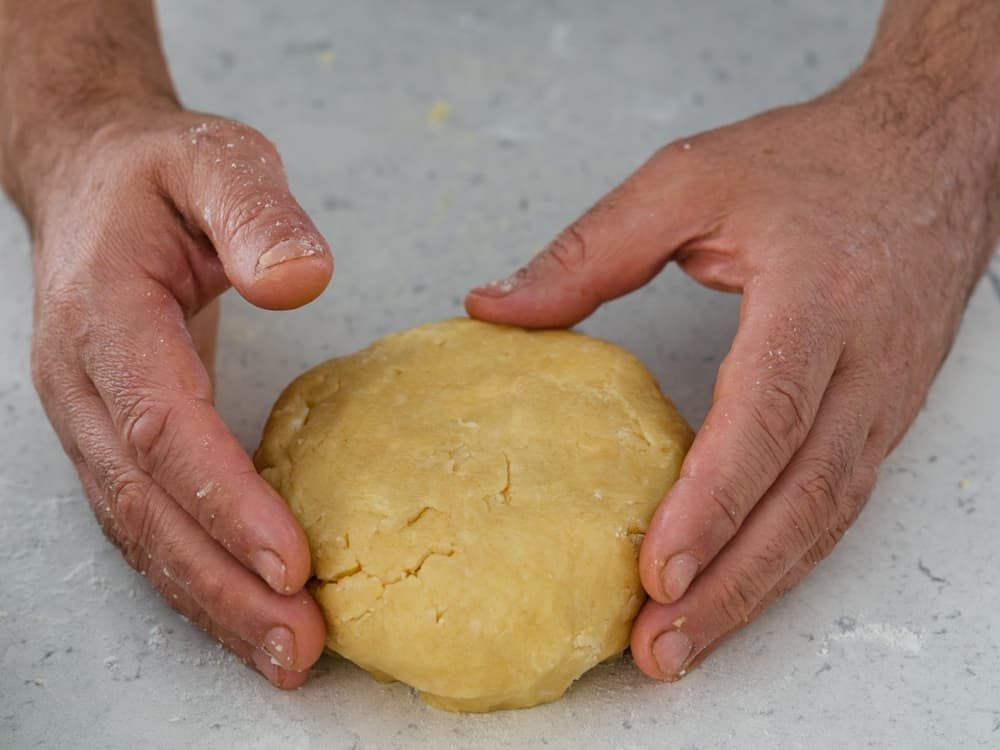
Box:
[2,2,999,748]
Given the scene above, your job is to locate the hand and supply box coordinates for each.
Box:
[467,72,997,680]
[28,104,333,687]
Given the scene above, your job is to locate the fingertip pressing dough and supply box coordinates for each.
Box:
[255,318,693,712]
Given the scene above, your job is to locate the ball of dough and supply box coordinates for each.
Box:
[255,319,692,712]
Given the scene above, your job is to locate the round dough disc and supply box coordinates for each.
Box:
[255,318,692,711]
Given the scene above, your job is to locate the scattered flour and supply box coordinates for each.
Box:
[147,624,167,649]
[827,622,922,654]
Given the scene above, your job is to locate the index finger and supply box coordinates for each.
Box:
[82,279,311,594]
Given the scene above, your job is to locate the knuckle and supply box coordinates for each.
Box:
[543,223,590,274]
[118,391,178,471]
[187,607,226,644]
[705,477,744,532]
[748,375,814,456]
[119,536,149,573]
[655,137,697,163]
[190,606,215,634]
[192,565,231,614]
[187,118,278,159]
[797,461,877,567]
[109,469,160,550]
[806,526,847,566]
[226,121,281,162]
[95,505,133,556]
[187,118,293,237]
[713,565,769,627]
[836,467,877,531]
[852,459,880,498]
[92,485,153,576]
[649,136,714,177]
[786,455,845,540]
[223,186,281,239]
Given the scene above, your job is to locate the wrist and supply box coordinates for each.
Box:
[1,93,181,231]
[0,0,181,228]
[831,63,1000,250]
[846,2,1000,245]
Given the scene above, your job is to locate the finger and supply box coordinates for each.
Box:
[765,453,879,597]
[639,293,845,604]
[659,453,881,679]
[81,282,312,594]
[70,387,327,673]
[74,459,313,689]
[78,470,310,689]
[630,380,877,681]
[171,119,333,310]
[466,141,717,328]
[144,576,312,689]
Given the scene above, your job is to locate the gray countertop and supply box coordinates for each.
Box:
[2,2,998,748]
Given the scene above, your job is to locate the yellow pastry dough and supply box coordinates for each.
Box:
[255,319,692,711]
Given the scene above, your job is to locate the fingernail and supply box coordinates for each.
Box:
[660,551,700,602]
[256,239,323,275]
[252,548,288,592]
[262,625,296,670]
[470,267,529,298]
[251,647,279,677]
[652,630,694,681]
[251,646,295,681]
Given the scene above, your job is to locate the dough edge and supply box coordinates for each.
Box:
[256,318,693,712]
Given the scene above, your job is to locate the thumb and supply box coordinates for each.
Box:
[466,142,712,328]
[177,121,333,311]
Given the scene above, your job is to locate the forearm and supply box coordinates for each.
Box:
[856,0,1000,246]
[0,0,179,223]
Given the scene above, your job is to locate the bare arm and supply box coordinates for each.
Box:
[857,0,1000,233]
[0,1,179,220]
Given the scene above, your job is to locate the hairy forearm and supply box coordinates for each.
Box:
[0,0,179,221]
[870,0,1000,69]
[859,0,1000,241]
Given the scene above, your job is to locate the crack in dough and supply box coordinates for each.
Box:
[498,452,512,504]
[317,547,457,624]
[321,547,457,589]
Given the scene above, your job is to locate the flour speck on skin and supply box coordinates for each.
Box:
[484,276,518,295]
